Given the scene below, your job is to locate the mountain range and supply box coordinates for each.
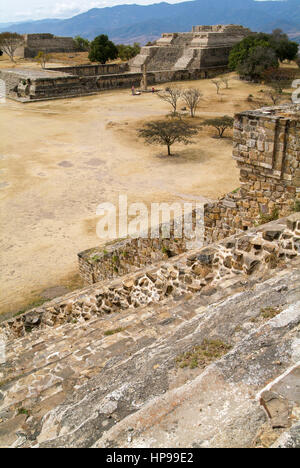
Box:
[1,0,300,45]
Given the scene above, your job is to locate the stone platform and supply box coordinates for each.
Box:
[0,256,299,447]
[0,214,299,447]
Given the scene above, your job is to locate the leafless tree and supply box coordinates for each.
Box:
[265,88,283,105]
[157,87,181,114]
[0,32,24,62]
[182,88,203,117]
[211,79,222,95]
[221,77,230,89]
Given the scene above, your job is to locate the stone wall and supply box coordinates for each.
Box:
[0,69,99,102]
[1,213,299,340]
[16,33,76,58]
[204,105,300,242]
[76,104,300,285]
[78,222,191,285]
[47,63,129,76]
[0,65,227,102]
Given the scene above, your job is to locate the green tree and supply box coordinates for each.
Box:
[269,29,298,62]
[0,32,24,62]
[88,35,118,64]
[35,51,51,69]
[229,31,299,80]
[237,46,279,81]
[202,116,234,138]
[229,34,272,71]
[117,43,141,61]
[138,119,198,156]
[74,36,90,52]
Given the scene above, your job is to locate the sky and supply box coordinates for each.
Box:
[0,0,278,24]
[0,0,187,23]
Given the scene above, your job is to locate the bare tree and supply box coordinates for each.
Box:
[182,88,203,117]
[157,87,181,114]
[138,119,198,156]
[265,87,282,105]
[221,77,230,89]
[0,32,24,63]
[211,79,222,95]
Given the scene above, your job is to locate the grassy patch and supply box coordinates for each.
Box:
[258,207,279,225]
[293,199,300,213]
[90,254,101,263]
[18,407,30,417]
[260,307,282,320]
[232,187,240,194]
[104,327,125,336]
[176,339,231,370]
[13,298,47,317]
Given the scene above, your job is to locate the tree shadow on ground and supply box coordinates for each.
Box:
[155,147,211,164]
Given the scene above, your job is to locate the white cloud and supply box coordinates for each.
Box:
[0,0,183,23]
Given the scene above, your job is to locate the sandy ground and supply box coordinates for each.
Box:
[0,71,289,317]
[0,52,121,69]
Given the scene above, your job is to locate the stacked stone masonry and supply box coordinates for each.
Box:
[0,25,251,102]
[130,25,251,73]
[0,69,99,102]
[15,33,76,58]
[204,104,300,242]
[1,213,299,340]
[1,260,299,448]
[77,104,300,285]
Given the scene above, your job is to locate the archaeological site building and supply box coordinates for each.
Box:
[0,25,252,102]
[130,25,251,74]
[15,33,76,58]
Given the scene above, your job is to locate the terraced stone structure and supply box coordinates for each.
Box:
[0,68,99,102]
[130,24,251,74]
[205,104,300,241]
[78,104,300,286]
[1,24,252,102]
[15,33,76,59]
[0,214,299,447]
[0,104,299,448]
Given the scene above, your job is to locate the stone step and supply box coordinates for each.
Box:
[93,301,300,449]
[2,214,299,341]
[174,49,197,70]
[0,262,299,447]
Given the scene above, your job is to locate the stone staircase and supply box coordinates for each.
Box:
[174,49,198,70]
[0,214,299,448]
[0,256,299,447]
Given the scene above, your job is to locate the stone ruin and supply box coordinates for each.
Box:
[130,24,251,73]
[0,103,299,448]
[15,33,76,59]
[78,104,300,285]
[0,25,252,102]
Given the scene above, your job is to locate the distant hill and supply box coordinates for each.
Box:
[1,0,300,45]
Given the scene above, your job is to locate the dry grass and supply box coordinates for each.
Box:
[176,339,231,369]
[104,327,125,336]
[0,51,124,69]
